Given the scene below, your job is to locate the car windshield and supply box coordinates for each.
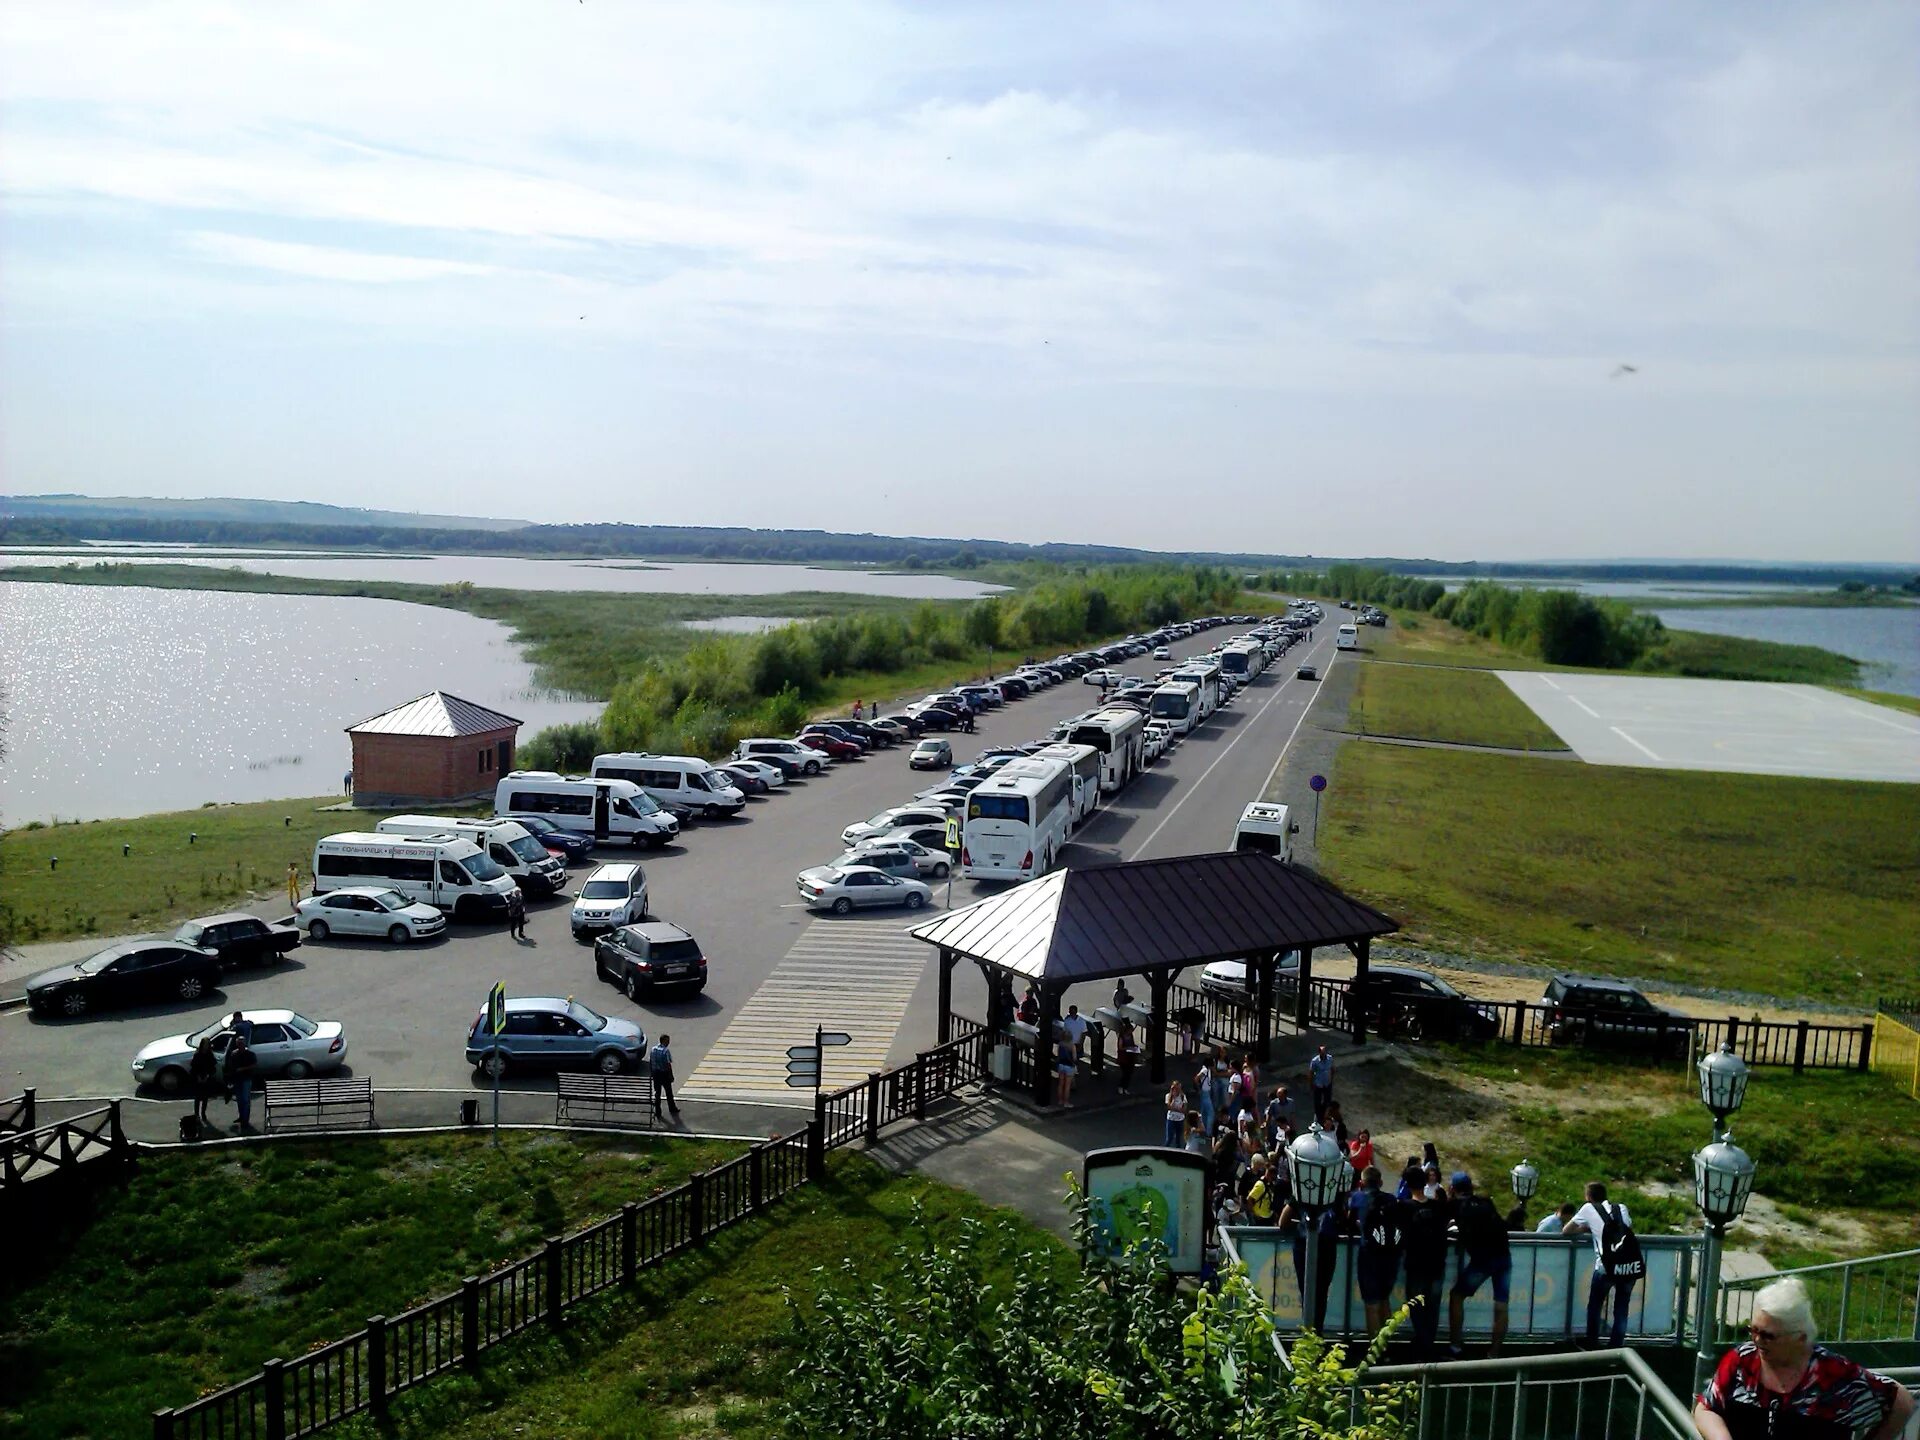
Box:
[507,836,548,863]
[464,851,507,882]
[76,948,128,974]
[581,879,629,899]
[369,889,408,911]
[566,1001,608,1032]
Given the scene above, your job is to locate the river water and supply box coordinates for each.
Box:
[1647,604,1919,697]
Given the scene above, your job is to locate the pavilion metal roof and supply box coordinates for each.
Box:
[346,691,522,738]
[908,851,1399,985]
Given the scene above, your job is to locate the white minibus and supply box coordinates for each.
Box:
[1337,624,1359,650]
[493,772,680,848]
[961,757,1075,882]
[1231,802,1298,863]
[312,833,519,921]
[590,753,745,820]
[374,816,568,895]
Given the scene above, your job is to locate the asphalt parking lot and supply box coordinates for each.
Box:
[1498,672,1920,783]
[2,620,1348,1106]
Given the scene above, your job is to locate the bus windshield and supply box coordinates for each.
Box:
[968,794,1030,824]
[1150,692,1193,719]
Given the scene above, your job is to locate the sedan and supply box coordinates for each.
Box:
[1082,668,1119,686]
[593,921,709,999]
[295,887,447,943]
[726,757,788,790]
[878,711,927,737]
[795,865,933,914]
[715,762,772,796]
[26,942,222,1018]
[843,804,953,848]
[510,814,598,860]
[910,707,961,732]
[909,738,953,769]
[1153,645,1171,659]
[1296,663,1319,681]
[795,731,861,760]
[916,773,987,800]
[844,837,952,879]
[132,1009,347,1094]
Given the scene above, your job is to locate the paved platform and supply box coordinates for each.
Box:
[1497,674,1920,784]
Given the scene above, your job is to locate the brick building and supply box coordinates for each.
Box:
[345,692,522,807]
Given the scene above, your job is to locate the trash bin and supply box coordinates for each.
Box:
[989,1044,1013,1083]
[459,1099,479,1126]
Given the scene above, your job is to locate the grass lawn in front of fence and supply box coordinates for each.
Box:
[0,1130,742,1440]
[1317,743,1920,1002]
[0,795,398,945]
[1347,661,1568,750]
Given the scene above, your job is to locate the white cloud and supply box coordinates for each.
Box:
[187,232,497,284]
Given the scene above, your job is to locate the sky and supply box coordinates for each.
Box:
[1,2,1915,564]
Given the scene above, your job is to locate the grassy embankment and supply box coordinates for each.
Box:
[0,1142,1066,1440]
[1345,662,1567,750]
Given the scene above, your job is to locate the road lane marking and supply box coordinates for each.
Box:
[1541,677,1562,692]
[1567,695,1601,718]
[1609,726,1661,761]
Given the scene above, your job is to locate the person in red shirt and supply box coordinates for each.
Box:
[1694,1276,1912,1440]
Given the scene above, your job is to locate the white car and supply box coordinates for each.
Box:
[131,1009,348,1094]
[842,805,954,849]
[845,836,952,879]
[734,738,830,776]
[1083,668,1119,686]
[722,757,787,789]
[1145,721,1174,759]
[296,887,446,943]
[795,865,933,914]
[1153,645,1171,659]
[570,862,649,939]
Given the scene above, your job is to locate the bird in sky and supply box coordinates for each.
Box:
[1611,363,1639,379]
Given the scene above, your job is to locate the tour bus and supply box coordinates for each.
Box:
[1217,640,1264,681]
[374,815,568,895]
[1033,742,1101,828]
[1148,682,1201,736]
[961,756,1077,882]
[493,772,681,848]
[1232,802,1299,863]
[312,833,520,921]
[1337,624,1359,651]
[1066,706,1148,794]
[590,752,746,820]
[1168,662,1222,719]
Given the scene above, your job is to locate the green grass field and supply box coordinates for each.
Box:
[0,796,390,944]
[1347,662,1567,750]
[1317,743,1920,1001]
[1839,688,1920,716]
[0,1142,1064,1440]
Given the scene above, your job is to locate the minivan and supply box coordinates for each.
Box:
[312,833,519,922]
[591,753,746,820]
[376,815,568,895]
[494,773,680,848]
[1336,624,1359,650]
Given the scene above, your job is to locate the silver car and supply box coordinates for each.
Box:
[131,1009,348,1094]
[295,887,446,943]
[844,837,952,879]
[795,865,933,915]
[466,996,646,1077]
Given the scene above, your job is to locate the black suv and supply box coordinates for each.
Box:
[173,912,301,970]
[594,921,709,999]
[1542,975,1692,1056]
[1353,966,1500,1040]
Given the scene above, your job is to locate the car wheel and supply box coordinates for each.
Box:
[932,862,949,879]
[804,761,820,776]
[284,1060,313,1080]
[831,897,853,916]
[905,891,926,911]
[154,1066,188,1096]
[595,1049,626,1076]
[308,920,330,942]
[61,990,88,1017]
[481,1051,509,1079]
[625,971,642,1002]
[388,924,409,945]
[178,974,208,1002]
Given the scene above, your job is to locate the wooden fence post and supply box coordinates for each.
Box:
[1726,1015,1740,1050]
[262,1359,286,1440]
[1858,1022,1874,1072]
[366,1316,388,1415]
[864,1072,882,1144]
[22,1087,36,1130]
[913,1054,930,1120]
[1793,1021,1809,1075]
[805,1114,825,1181]
[151,1408,173,1440]
[544,1237,564,1326]
[621,1202,638,1285]
[460,1277,481,1368]
[688,1172,706,1247]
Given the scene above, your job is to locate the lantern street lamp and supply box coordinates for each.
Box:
[1691,1042,1758,1395]
[1510,1159,1540,1201]
[1287,1121,1349,1332]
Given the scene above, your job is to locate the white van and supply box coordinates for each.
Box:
[493,773,680,849]
[591,753,745,820]
[374,816,568,896]
[1336,624,1359,651]
[1232,802,1298,862]
[312,833,520,922]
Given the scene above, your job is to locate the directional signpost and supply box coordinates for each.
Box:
[1309,773,1327,845]
[787,1026,852,1090]
[486,980,507,1143]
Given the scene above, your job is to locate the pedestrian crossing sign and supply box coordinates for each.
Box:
[487,981,507,1035]
[944,815,961,851]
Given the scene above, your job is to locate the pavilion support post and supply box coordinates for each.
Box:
[936,948,956,1045]
[1255,950,1276,1062]
[1034,983,1062,1106]
[1294,946,1315,1032]
[1146,968,1172,1086]
[1350,939,1370,1045]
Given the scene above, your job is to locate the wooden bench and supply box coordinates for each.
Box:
[555,1072,656,1129]
[263,1077,375,1134]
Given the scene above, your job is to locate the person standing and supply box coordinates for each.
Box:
[1694,1276,1913,1440]
[649,1034,680,1120]
[1402,1183,1452,1360]
[1447,1172,1513,1356]
[1308,1044,1335,1119]
[1191,1061,1216,1136]
[852,699,864,720]
[1566,1181,1644,1349]
[1277,1195,1339,1331]
[1115,1018,1140,1096]
[1210,1044,1232,1113]
[1112,978,1135,1012]
[189,1037,220,1130]
[286,861,301,911]
[1061,1004,1089,1061]
[1053,1028,1077,1108]
[1351,1166,1407,1341]
[508,890,528,942]
[1265,1084,1297,1149]
[1163,1080,1187,1148]
[225,1028,259,1131]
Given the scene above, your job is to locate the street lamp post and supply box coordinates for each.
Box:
[1692,1044,1758,1395]
[1287,1122,1349,1333]
[1511,1158,1540,1205]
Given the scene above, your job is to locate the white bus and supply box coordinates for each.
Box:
[1232,802,1298,862]
[1168,662,1222,719]
[1066,707,1148,794]
[494,772,680,848]
[1149,682,1201,735]
[312,833,520,921]
[1336,624,1359,650]
[1217,640,1263,681]
[961,756,1075,882]
[1033,742,1100,827]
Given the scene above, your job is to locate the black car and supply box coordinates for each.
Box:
[172,913,301,970]
[880,712,927,737]
[1351,966,1500,1040]
[803,723,870,753]
[835,719,895,748]
[510,814,598,859]
[26,942,222,1018]
[915,707,960,731]
[995,676,1031,699]
[594,921,709,999]
[1542,975,1692,1056]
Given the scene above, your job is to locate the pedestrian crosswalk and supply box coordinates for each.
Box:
[684,916,931,1099]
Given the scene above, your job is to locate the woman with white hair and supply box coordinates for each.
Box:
[1694,1275,1914,1439]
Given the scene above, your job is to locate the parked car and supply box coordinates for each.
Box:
[296,887,448,943]
[844,836,952,879]
[912,706,961,731]
[867,717,911,744]
[510,813,598,860]
[1082,668,1120,687]
[132,1009,347,1094]
[836,719,896,748]
[910,738,953,770]
[721,757,787,790]
[172,912,301,970]
[843,804,954,848]
[26,941,222,1018]
[1541,975,1691,1055]
[795,865,933,914]
[466,996,646,1077]
[802,723,871,753]
[878,712,927,737]
[736,737,829,776]
[716,761,771,795]
[916,773,987,800]
[871,823,955,856]
[795,730,862,760]
[1296,662,1319,681]
[594,921,709,999]
[1200,953,1301,1004]
[570,862,650,939]
[1347,966,1501,1040]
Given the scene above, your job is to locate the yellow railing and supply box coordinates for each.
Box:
[1872,1009,1920,1100]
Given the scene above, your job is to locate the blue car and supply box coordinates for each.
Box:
[506,814,596,861]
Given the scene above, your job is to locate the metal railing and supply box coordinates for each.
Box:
[1716,1249,1920,1346]
[1343,1347,1696,1440]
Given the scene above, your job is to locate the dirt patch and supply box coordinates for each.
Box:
[231,1262,288,1307]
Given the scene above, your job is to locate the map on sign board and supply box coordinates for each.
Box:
[1082,1146,1209,1275]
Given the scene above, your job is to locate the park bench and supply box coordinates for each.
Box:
[555,1072,656,1129]
[262,1077,375,1134]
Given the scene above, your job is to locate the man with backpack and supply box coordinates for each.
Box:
[1402,1182,1452,1359]
[1566,1181,1643,1348]
[1349,1165,1407,1340]
[1447,1172,1514,1356]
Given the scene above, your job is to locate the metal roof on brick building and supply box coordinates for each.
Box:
[346,691,522,738]
[908,851,1398,983]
